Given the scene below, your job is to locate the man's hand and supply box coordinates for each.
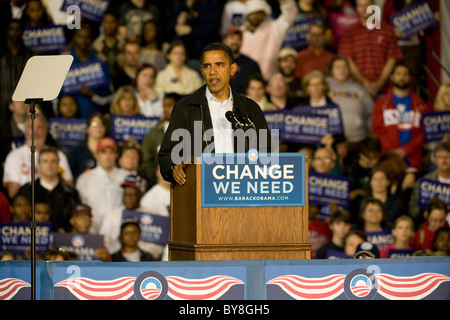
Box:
[173,163,188,185]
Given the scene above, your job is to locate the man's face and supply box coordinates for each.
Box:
[73,28,92,51]
[279,56,297,77]
[7,21,23,44]
[38,152,59,179]
[391,66,411,90]
[97,147,118,171]
[102,13,118,35]
[435,149,450,175]
[356,0,374,21]
[312,148,335,174]
[123,43,141,68]
[246,11,266,28]
[25,117,47,148]
[222,33,242,55]
[201,50,237,98]
[306,25,326,49]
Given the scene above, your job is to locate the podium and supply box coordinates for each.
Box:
[168,155,311,261]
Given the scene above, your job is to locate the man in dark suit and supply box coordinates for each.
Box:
[158,42,271,185]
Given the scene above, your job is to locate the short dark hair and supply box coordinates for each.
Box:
[434,141,450,155]
[391,60,412,76]
[200,42,234,65]
[38,146,59,163]
[330,210,351,225]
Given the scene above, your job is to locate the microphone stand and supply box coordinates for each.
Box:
[25,98,43,301]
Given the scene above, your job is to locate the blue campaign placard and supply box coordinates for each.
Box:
[22,25,67,54]
[62,58,109,94]
[417,178,450,208]
[61,0,111,24]
[365,230,394,250]
[282,110,329,145]
[390,0,438,39]
[52,233,104,261]
[282,16,323,51]
[263,110,284,141]
[49,118,86,150]
[422,111,450,142]
[308,171,350,209]
[0,222,52,255]
[201,152,305,207]
[111,115,160,143]
[122,210,170,246]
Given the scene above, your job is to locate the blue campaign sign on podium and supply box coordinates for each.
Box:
[201,152,305,207]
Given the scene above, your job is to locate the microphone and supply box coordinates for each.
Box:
[225,111,244,129]
[241,114,256,129]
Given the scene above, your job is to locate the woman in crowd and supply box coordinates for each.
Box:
[155,40,203,96]
[68,113,107,182]
[134,63,164,118]
[140,19,167,71]
[109,85,141,116]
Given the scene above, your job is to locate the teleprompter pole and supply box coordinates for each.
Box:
[25,98,43,301]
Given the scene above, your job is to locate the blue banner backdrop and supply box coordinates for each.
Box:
[1,257,449,300]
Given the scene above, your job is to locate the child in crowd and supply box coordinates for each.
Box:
[343,229,367,258]
[432,227,450,256]
[316,210,352,259]
[111,219,156,262]
[11,193,31,222]
[357,198,393,250]
[379,215,415,258]
[69,204,110,262]
[100,174,158,259]
[34,198,51,224]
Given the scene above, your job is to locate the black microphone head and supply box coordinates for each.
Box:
[225,111,236,123]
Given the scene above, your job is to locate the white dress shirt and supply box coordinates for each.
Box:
[75,166,129,234]
[205,86,234,154]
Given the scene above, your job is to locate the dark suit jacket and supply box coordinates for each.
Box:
[158,85,271,183]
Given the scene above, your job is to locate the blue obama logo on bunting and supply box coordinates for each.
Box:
[343,268,378,300]
[201,152,305,207]
[134,271,168,300]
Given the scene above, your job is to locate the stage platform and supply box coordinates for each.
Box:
[1,257,449,300]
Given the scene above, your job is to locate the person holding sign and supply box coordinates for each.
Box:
[371,62,432,172]
[158,42,271,185]
[379,215,415,258]
[408,141,450,225]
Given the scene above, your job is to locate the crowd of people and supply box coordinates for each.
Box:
[0,0,449,262]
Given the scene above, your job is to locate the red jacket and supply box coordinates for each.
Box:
[371,88,432,171]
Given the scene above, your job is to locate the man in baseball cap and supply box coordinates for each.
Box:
[121,174,147,194]
[69,204,92,234]
[97,137,118,152]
